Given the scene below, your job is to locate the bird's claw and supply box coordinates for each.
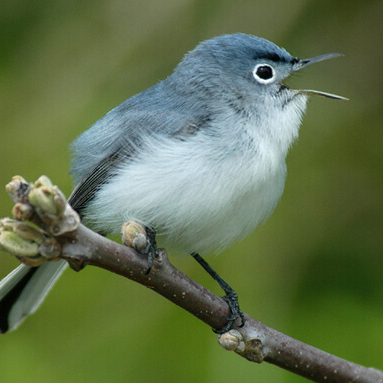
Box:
[121,221,159,274]
[214,291,245,334]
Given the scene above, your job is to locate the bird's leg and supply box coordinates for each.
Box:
[191,253,245,334]
[143,226,159,274]
[121,221,159,274]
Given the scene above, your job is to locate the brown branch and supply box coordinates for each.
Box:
[59,224,383,383]
[1,175,383,383]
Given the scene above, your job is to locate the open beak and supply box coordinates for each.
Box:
[292,53,348,100]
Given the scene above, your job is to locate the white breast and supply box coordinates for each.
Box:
[84,96,307,256]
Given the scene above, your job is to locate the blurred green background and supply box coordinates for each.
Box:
[1,1,382,382]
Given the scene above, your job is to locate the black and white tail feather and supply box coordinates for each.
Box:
[0,189,82,333]
[0,261,67,333]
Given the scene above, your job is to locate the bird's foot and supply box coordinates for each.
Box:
[121,221,159,274]
[191,253,246,334]
[214,289,245,334]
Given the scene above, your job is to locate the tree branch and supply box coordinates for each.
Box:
[1,175,382,383]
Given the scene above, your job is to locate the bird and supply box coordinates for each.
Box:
[0,33,345,334]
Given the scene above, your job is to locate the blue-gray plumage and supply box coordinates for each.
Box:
[0,33,345,333]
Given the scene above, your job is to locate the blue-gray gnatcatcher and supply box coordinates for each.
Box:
[0,33,345,333]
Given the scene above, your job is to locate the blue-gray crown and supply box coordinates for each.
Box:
[196,33,295,63]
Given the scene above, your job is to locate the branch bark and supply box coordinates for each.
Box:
[1,175,382,383]
[59,224,383,383]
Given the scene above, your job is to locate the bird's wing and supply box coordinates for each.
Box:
[68,147,126,214]
[68,108,210,215]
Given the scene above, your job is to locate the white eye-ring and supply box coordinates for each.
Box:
[252,64,276,84]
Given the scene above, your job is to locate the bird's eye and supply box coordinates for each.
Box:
[252,64,275,84]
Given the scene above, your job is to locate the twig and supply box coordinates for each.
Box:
[1,175,382,383]
[60,223,383,383]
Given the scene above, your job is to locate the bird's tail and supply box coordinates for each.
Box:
[0,260,67,333]
[0,181,81,333]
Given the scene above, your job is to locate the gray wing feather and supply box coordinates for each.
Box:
[69,74,213,214]
[69,107,210,214]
